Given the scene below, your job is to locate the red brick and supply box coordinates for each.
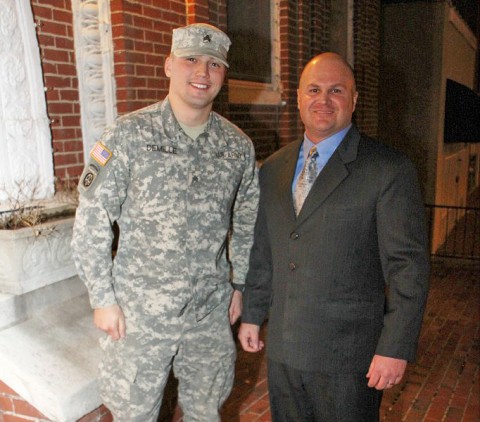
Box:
[0,395,14,411]
[0,381,17,396]
[54,153,79,166]
[56,62,77,76]
[59,115,81,127]
[31,5,53,20]
[44,75,73,89]
[52,128,78,140]
[246,396,270,415]
[43,47,71,63]
[41,22,68,38]
[52,9,72,24]
[48,102,74,115]
[450,394,468,408]
[62,140,83,153]
[12,398,48,418]
[77,405,113,422]
[444,406,465,421]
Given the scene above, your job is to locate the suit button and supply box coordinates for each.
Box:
[290,232,299,240]
[289,262,296,271]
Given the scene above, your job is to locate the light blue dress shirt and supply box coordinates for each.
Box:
[292,125,351,193]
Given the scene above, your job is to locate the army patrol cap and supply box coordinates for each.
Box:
[171,23,231,67]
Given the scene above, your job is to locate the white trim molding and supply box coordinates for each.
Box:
[0,0,54,203]
[72,0,116,160]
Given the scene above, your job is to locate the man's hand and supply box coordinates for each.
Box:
[94,304,126,340]
[229,290,243,324]
[238,323,264,352]
[366,354,407,390]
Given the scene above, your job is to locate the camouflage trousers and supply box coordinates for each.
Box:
[98,300,236,421]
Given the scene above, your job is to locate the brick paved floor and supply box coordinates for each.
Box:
[166,263,479,422]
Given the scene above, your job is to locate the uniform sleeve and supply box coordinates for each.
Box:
[229,140,260,288]
[375,157,430,362]
[71,123,130,309]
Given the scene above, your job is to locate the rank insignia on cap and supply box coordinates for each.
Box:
[171,23,231,67]
[90,142,112,166]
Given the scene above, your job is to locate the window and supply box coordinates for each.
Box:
[227,0,281,104]
[227,0,271,83]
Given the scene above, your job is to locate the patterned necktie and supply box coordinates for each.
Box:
[294,146,319,216]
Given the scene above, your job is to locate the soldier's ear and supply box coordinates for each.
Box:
[165,55,172,77]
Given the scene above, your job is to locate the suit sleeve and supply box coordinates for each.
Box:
[241,165,274,326]
[375,157,430,362]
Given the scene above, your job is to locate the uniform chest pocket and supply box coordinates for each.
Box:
[127,152,187,218]
[215,157,245,196]
[131,149,169,180]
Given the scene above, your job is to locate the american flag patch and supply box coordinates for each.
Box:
[90,142,112,166]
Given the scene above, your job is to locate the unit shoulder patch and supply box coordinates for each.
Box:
[81,164,99,190]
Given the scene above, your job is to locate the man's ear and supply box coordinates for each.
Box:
[164,55,172,77]
[352,91,359,112]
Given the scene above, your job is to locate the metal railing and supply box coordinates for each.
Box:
[425,204,480,260]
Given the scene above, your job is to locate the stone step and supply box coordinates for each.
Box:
[0,293,102,421]
[0,275,87,331]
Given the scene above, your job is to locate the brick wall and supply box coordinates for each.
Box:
[27,0,383,187]
[225,0,332,155]
[276,0,303,147]
[0,379,117,422]
[353,0,380,138]
[309,0,331,57]
[0,377,179,422]
[227,104,282,160]
[109,0,229,116]
[110,0,183,114]
[271,0,338,149]
[0,380,50,421]
[31,0,84,186]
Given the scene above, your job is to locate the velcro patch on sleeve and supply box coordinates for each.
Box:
[80,164,99,190]
[90,142,112,166]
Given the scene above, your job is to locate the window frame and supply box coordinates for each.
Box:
[227,0,282,105]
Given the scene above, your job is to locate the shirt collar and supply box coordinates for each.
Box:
[302,124,352,164]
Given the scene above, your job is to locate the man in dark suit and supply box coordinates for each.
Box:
[238,52,430,421]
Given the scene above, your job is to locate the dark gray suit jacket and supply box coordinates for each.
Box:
[242,126,430,373]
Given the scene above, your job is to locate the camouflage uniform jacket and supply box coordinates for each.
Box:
[72,98,259,321]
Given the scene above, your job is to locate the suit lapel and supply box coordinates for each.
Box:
[295,126,361,225]
[278,140,302,222]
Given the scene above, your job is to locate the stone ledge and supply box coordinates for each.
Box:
[0,276,87,331]
[0,294,103,421]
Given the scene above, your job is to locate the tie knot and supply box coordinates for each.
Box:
[308,146,318,159]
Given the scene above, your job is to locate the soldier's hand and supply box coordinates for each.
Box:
[94,304,126,340]
[229,290,243,324]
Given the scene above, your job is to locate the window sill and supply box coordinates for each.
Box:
[228,79,283,105]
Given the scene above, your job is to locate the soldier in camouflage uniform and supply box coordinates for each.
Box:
[72,23,259,421]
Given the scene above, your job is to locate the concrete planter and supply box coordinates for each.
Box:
[0,217,77,295]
